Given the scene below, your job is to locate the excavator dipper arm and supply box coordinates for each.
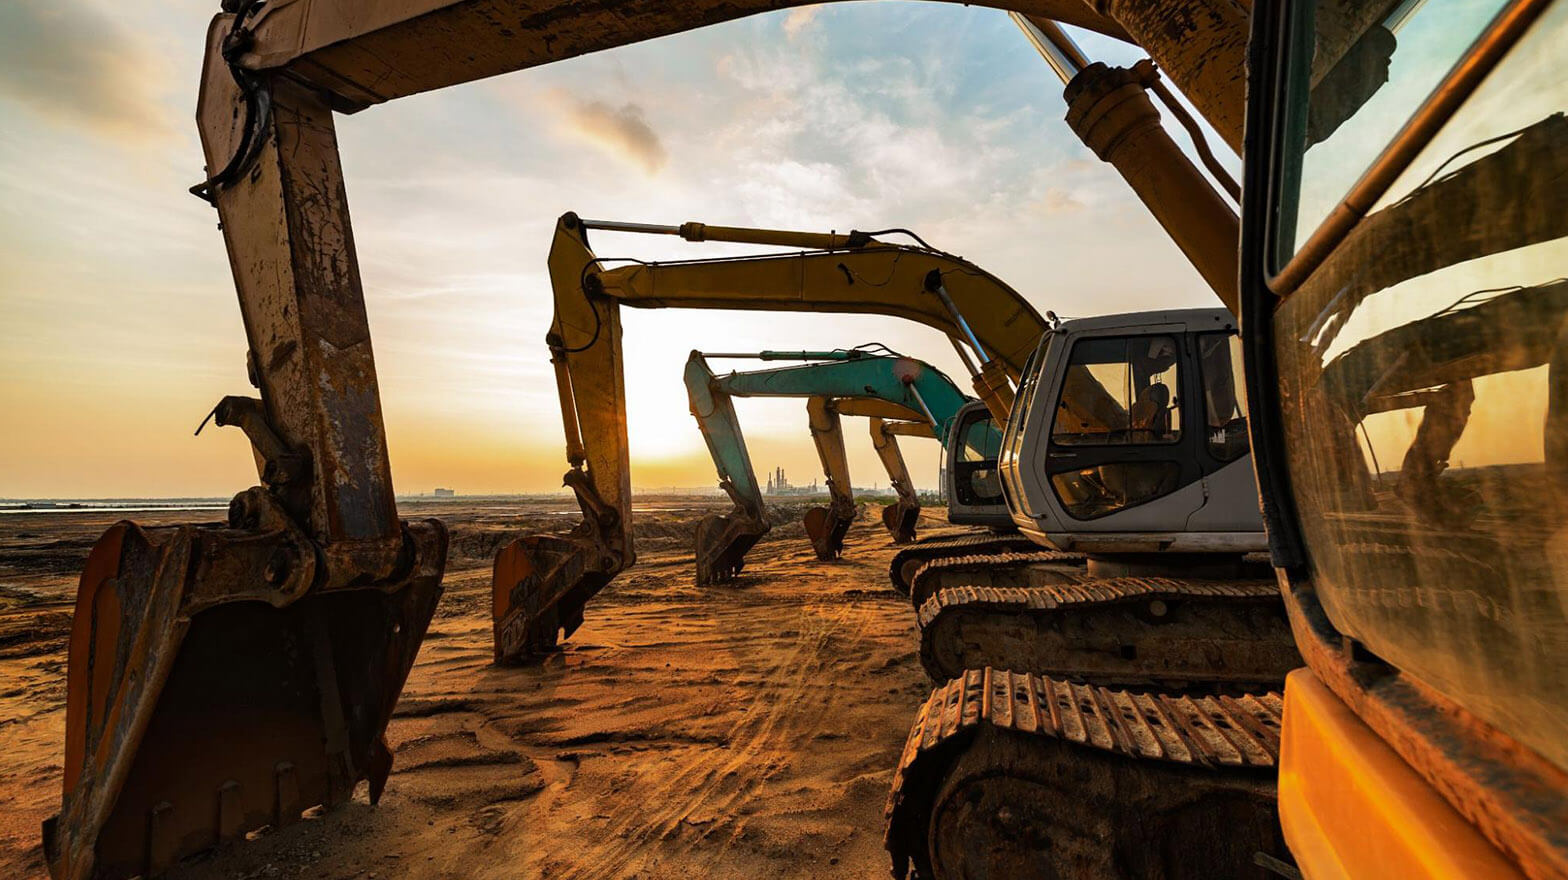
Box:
[683,351,971,580]
[684,352,771,585]
[808,398,930,546]
[804,397,858,561]
[48,25,452,880]
[868,417,928,544]
[489,215,637,662]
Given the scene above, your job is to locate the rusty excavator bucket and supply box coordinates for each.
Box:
[803,501,856,560]
[693,480,771,586]
[881,499,921,544]
[46,489,446,880]
[493,470,632,661]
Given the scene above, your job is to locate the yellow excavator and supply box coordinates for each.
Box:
[47,1,1566,879]
[1238,3,1567,878]
[491,213,1055,660]
[884,5,1567,880]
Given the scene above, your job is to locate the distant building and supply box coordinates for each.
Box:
[433,487,456,498]
[765,467,819,496]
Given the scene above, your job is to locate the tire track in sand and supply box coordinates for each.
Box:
[552,599,870,880]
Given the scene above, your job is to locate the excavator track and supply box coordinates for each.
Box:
[886,668,1285,880]
[887,532,1041,595]
[917,577,1301,686]
[906,549,1086,609]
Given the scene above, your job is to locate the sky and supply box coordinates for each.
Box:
[0,0,1230,499]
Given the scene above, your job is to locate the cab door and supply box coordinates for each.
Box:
[1038,327,1208,532]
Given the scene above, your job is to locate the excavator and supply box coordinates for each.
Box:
[48,1,1566,879]
[880,19,1297,880]
[1236,2,1568,879]
[882,304,1304,877]
[887,5,1568,880]
[47,2,1268,875]
[491,213,1058,660]
[683,347,1002,581]
[837,11,1297,878]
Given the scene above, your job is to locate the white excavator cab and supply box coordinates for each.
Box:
[940,399,1014,529]
[999,308,1266,555]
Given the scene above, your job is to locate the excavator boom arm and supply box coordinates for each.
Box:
[593,245,1044,382]
[706,356,973,441]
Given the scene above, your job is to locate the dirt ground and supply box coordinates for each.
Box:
[0,497,955,879]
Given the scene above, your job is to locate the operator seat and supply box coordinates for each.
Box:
[1130,383,1173,442]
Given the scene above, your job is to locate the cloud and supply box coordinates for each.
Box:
[1039,187,1086,213]
[782,6,821,39]
[0,0,173,140]
[546,92,668,174]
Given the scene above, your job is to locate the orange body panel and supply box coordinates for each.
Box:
[1280,669,1525,880]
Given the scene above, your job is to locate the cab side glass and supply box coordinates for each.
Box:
[1271,3,1568,773]
[1049,462,1182,520]
[1000,339,1048,501]
[955,413,1005,506]
[1051,336,1182,446]
[1048,335,1185,519]
[1273,0,1511,267]
[1200,333,1249,463]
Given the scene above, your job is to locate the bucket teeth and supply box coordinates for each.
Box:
[48,509,446,880]
[803,505,853,560]
[693,512,769,585]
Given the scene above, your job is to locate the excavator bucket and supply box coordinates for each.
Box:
[803,505,854,560]
[492,532,615,659]
[46,501,446,880]
[881,500,920,544]
[492,470,632,662]
[693,512,769,585]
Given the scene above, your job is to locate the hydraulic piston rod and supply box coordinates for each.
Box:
[1010,16,1241,312]
[923,272,990,363]
[577,218,871,251]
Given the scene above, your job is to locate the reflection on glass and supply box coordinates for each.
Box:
[962,416,1003,462]
[1050,462,1182,520]
[1200,333,1250,462]
[1276,0,1510,264]
[1052,336,1182,446]
[1272,8,1568,772]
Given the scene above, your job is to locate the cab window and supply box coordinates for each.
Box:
[1051,336,1181,446]
[1198,333,1249,463]
[1269,4,1568,772]
[1272,0,1511,267]
[954,412,1005,506]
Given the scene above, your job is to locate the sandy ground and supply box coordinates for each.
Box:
[0,497,955,879]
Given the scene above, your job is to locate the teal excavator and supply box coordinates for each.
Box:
[685,348,1004,583]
